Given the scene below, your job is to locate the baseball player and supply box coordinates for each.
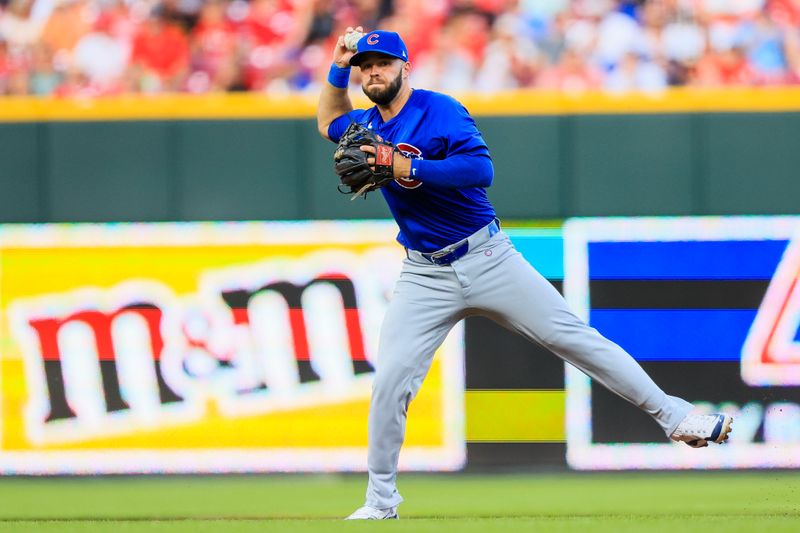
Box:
[317,28,733,520]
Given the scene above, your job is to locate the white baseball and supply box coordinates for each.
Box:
[344,31,363,52]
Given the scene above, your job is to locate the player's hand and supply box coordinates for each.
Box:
[334,26,363,68]
[360,145,411,179]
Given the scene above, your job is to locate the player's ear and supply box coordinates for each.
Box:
[402,61,411,79]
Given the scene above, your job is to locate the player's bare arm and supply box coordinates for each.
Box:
[324,30,417,196]
[316,26,361,139]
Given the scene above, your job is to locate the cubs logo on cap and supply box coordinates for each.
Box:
[350,30,409,66]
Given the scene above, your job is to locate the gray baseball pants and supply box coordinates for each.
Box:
[364,225,693,509]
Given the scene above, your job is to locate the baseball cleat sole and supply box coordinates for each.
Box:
[712,415,733,444]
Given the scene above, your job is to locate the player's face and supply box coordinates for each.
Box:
[359,56,406,106]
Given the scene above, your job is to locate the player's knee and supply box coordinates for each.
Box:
[540,309,592,340]
[371,368,406,393]
[540,321,591,353]
[371,368,415,402]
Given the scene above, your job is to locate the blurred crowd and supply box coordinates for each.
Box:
[0,0,799,96]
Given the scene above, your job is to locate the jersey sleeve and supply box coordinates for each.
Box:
[327,109,369,143]
[407,94,493,188]
[438,95,490,158]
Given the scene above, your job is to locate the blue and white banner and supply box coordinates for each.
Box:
[563,216,800,470]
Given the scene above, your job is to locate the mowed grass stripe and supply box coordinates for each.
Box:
[2,516,800,533]
[0,473,796,531]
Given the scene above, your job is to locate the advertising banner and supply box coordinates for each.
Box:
[0,222,465,474]
[563,216,800,469]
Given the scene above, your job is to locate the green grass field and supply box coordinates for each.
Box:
[0,472,797,532]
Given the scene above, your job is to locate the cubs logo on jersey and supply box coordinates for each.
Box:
[394,143,423,189]
[742,233,800,386]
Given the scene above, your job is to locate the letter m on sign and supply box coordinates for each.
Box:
[20,302,182,423]
[221,273,374,383]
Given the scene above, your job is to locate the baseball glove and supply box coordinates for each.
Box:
[334,122,397,200]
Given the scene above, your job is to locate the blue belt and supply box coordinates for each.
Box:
[418,219,500,266]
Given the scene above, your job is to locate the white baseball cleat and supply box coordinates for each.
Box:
[344,505,399,520]
[670,413,733,448]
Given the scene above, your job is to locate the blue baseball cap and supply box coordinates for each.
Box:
[350,31,409,67]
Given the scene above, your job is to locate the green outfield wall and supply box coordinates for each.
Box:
[1,91,799,223]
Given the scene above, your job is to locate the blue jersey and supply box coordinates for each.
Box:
[328,89,496,253]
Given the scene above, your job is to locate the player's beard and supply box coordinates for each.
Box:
[363,70,404,106]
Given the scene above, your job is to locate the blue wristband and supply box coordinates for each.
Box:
[327,63,351,89]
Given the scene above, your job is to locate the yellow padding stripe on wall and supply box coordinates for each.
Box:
[465,390,565,443]
[2,87,800,122]
[0,93,319,122]
[462,87,800,115]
